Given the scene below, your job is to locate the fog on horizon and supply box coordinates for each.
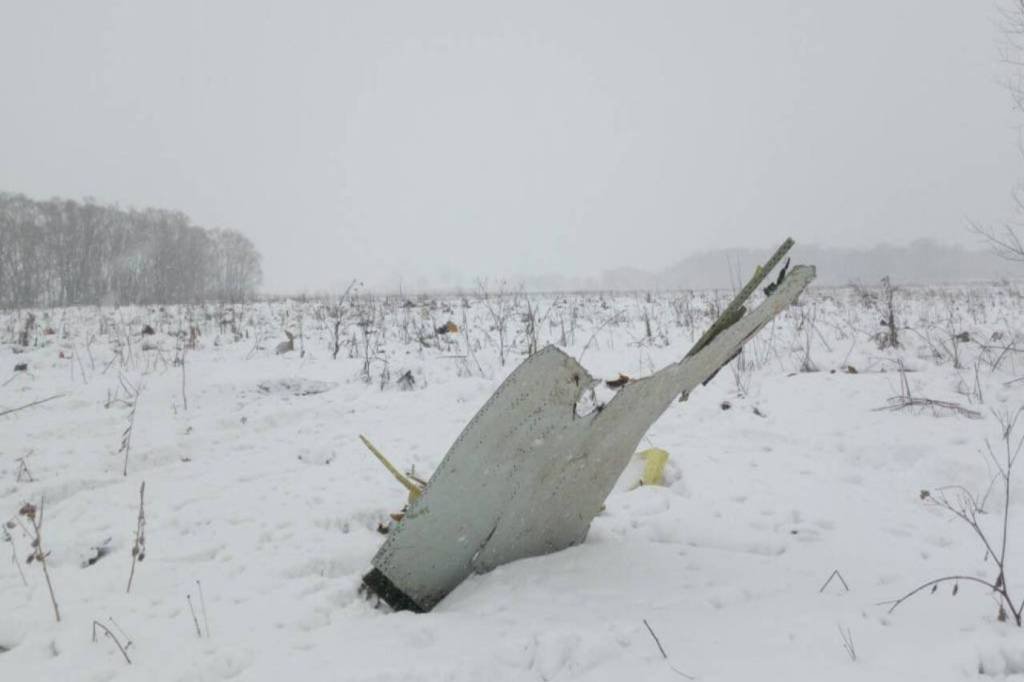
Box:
[0,1,1020,293]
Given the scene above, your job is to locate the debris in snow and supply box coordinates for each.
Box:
[4,263,1024,678]
[363,239,815,612]
[635,448,670,488]
[606,373,630,389]
[435,321,459,334]
[762,257,791,297]
[359,435,423,503]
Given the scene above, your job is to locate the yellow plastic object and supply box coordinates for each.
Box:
[359,435,423,502]
[637,448,669,486]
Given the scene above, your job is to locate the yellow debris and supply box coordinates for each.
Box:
[359,434,423,502]
[636,448,669,487]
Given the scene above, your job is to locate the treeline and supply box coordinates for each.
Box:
[0,192,262,308]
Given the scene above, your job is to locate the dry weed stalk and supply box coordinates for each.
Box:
[118,378,144,477]
[17,499,60,622]
[883,408,1024,625]
[92,620,132,664]
[875,360,982,419]
[15,454,34,483]
[0,393,66,418]
[126,482,146,593]
[196,579,210,638]
[837,625,857,662]
[186,594,202,638]
[2,525,27,586]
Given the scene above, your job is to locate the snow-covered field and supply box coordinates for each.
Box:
[3,282,1024,681]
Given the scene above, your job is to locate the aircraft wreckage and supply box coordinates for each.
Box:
[362,239,815,612]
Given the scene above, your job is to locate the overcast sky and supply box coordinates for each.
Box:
[1,1,1020,291]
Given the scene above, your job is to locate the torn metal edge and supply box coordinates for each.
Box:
[362,567,426,613]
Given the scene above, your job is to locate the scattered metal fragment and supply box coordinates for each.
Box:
[364,244,815,612]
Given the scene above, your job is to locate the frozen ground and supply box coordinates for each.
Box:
[2,283,1024,680]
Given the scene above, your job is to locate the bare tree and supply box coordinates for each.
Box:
[0,192,263,308]
[970,222,1024,263]
[974,1,1024,262]
[476,278,513,367]
[1001,0,1024,110]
